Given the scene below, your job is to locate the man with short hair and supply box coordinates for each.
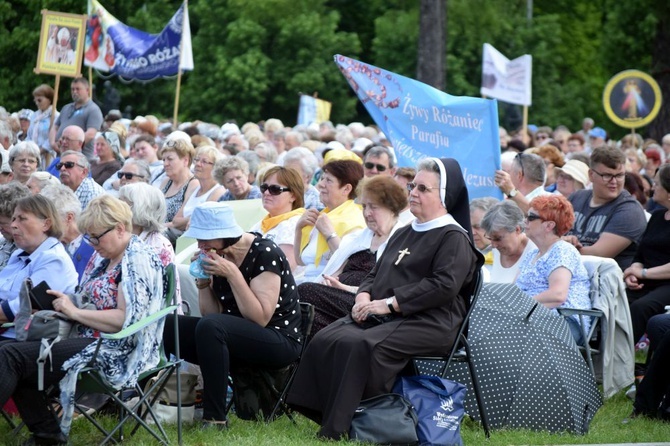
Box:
[49,77,103,160]
[564,146,647,269]
[46,125,85,178]
[58,150,104,209]
[363,145,395,178]
[494,152,550,214]
[588,127,607,151]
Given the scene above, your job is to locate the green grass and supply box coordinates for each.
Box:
[2,390,669,445]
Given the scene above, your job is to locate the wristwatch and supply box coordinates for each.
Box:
[386,297,397,315]
[506,188,518,198]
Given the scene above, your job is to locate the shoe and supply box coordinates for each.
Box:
[622,409,641,425]
[22,432,69,445]
[625,384,636,401]
[201,420,229,431]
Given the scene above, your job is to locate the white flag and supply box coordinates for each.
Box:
[480,43,532,106]
[179,1,194,71]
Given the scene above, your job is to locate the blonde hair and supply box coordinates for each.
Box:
[77,195,133,235]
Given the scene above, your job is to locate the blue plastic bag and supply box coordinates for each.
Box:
[189,252,211,279]
[393,375,466,446]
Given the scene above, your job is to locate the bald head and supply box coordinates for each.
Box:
[60,125,85,152]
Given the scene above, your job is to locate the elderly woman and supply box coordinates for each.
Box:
[168,145,225,243]
[0,195,79,340]
[0,195,165,444]
[163,202,302,429]
[9,141,40,184]
[294,160,366,283]
[28,84,59,167]
[288,158,483,439]
[470,197,499,272]
[297,176,408,336]
[554,159,590,198]
[214,156,262,201]
[515,194,591,344]
[283,146,324,210]
[625,148,646,174]
[91,131,124,185]
[159,137,199,223]
[481,200,537,283]
[623,164,670,345]
[26,171,61,194]
[117,158,151,186]
[249,166,305,270]
[0,183,32,270]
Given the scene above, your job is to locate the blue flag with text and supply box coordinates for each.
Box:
[334,55,501,199]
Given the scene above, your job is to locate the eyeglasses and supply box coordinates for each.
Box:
[592,170,625,183]
[13,158,38,165]
[526,213,544,222]
[83,227,114,246]
[117,172,144,180]
[515,152,526,177]
[485,232,508,243]
[260,183,291,195]
[536,134,549,140]
[163,139,180,149]
[193,157,215,166]
[364,162,387,172]
[407,182,439,193]
[56,161,84,170]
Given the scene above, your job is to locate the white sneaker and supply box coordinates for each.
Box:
[625,384,636,400]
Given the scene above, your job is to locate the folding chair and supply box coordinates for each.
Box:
[411,271,491,438]
[73,263,183,445]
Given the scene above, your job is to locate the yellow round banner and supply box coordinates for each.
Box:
[603,70,662,129]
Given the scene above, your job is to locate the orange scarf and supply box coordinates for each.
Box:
[260,208,305,234]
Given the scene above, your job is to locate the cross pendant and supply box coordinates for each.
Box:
[395,248,410,265]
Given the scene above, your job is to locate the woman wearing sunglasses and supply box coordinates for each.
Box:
[249,166,305,271]
[515,194,591,344]
[117,158,151,187]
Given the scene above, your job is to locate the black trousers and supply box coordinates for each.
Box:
[0,338,95,434]
[163,314,300,422]
[627,283,670,343]
[634,324,670,415]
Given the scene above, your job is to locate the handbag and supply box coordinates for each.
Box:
[393,375,467,446]
[349,393,418,445]
[142,369,199,424]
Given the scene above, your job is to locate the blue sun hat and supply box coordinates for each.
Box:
[184,202,244,240]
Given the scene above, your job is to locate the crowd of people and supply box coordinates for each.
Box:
[0,77,669,443]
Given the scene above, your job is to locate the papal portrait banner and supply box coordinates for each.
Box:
[35,10,87,77]
[334,54,502,200]
[85,0,193,81]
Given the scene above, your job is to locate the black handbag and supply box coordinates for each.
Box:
[349,393,419,445]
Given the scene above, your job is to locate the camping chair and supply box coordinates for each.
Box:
[556,255,635,398]
[411,271,491,438]
[73,263,183,445]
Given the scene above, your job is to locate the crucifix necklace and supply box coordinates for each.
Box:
[395,248,410,265]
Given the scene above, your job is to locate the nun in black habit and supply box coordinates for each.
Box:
[287,157,484,439]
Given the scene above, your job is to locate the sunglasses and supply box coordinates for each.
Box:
[83,227,114,246]
[406,182,438,193]
[260,183,291,195]
[526,214,544,222]
[56,161,83,170]
[364,162,387,172]
[515,152,527,177]
[117,172,144,180]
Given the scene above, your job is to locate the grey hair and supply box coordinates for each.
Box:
[285,130,306,144]
[39,184,82,218]
[515,152,545,184]
[416,157,440,173]
[214,155,251,184]
[9,141,40,164]
[253,142,278,164]
[121,158,151,181]
[470,197,499,214]
[60,150,90,169]
[481,200,526,234]
[283,146,319,178]
[0,182,31,218]
[118,182,166,233]
[0,120,12,141]
[365,145,395,168]
[28,171,61,192]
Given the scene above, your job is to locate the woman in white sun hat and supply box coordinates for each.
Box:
[555,159,590,198]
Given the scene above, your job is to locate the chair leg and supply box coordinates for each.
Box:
[464,344,490,438]
[268,365,298,424]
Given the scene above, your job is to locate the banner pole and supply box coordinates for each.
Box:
[173,0,187,128]
[88,66,93,96]
[522,105,528,145]
[50,75,60,130]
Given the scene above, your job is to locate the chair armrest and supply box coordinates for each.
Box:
[101,305,178,340]
[556,308,603,318]
[1,323,14,329]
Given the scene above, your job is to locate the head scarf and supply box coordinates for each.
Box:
[433,157,474,244]
[101,131,124,162]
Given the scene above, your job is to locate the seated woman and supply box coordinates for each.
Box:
[158,137,199,224]
[0,194,78,340]
[294,160,366,284]
[0,195,165,443]
[515,194,591,344]
[481,200,536,283]
[287,158,483,440]
[213,156,262,201]
[623,164,670,345]
[554,159,590,198]
[26,171,61,194]
[0,182,31,270]
[163,202,302,430]
[249,166,305,271]
[8,141,40,185]
[91,131,124,185]
[298,175,407,337]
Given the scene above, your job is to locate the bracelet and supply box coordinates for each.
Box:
[642,268,648,279]
[195,278,211,289]
[326,232,338,242]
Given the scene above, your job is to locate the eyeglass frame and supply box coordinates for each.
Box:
[515,152,527,177]
[260,183,291,195]
[364,162,388,172]
[56,161,85,170]
[526,213,544,222]
[193,157,215,166]
[406,182,440,193]
[591,169,625,183]
[117,172,145,180]
[83,227,114,246]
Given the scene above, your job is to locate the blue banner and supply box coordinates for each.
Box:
[85,0,193,81]
[334,55,502,200]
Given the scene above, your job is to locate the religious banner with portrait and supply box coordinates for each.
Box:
[35,10,87,77]
[334,54,502,200]
[603,69,662,129]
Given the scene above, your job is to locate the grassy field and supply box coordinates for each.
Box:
[2,390,669,445]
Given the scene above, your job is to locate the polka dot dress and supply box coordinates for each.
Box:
[416,283,602,434]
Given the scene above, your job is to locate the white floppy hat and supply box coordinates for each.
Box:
[183,202,244,240]
[555,159,590,188]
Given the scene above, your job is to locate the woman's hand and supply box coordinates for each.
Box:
[314,213,335,236]
[322,274,352,292]
[296,209,320,230]
[49,290,78,319]
[201,251,237,278]
[623,264,645,290]
[351,297,389,323]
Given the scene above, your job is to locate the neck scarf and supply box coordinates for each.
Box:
[260,208,305,234]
